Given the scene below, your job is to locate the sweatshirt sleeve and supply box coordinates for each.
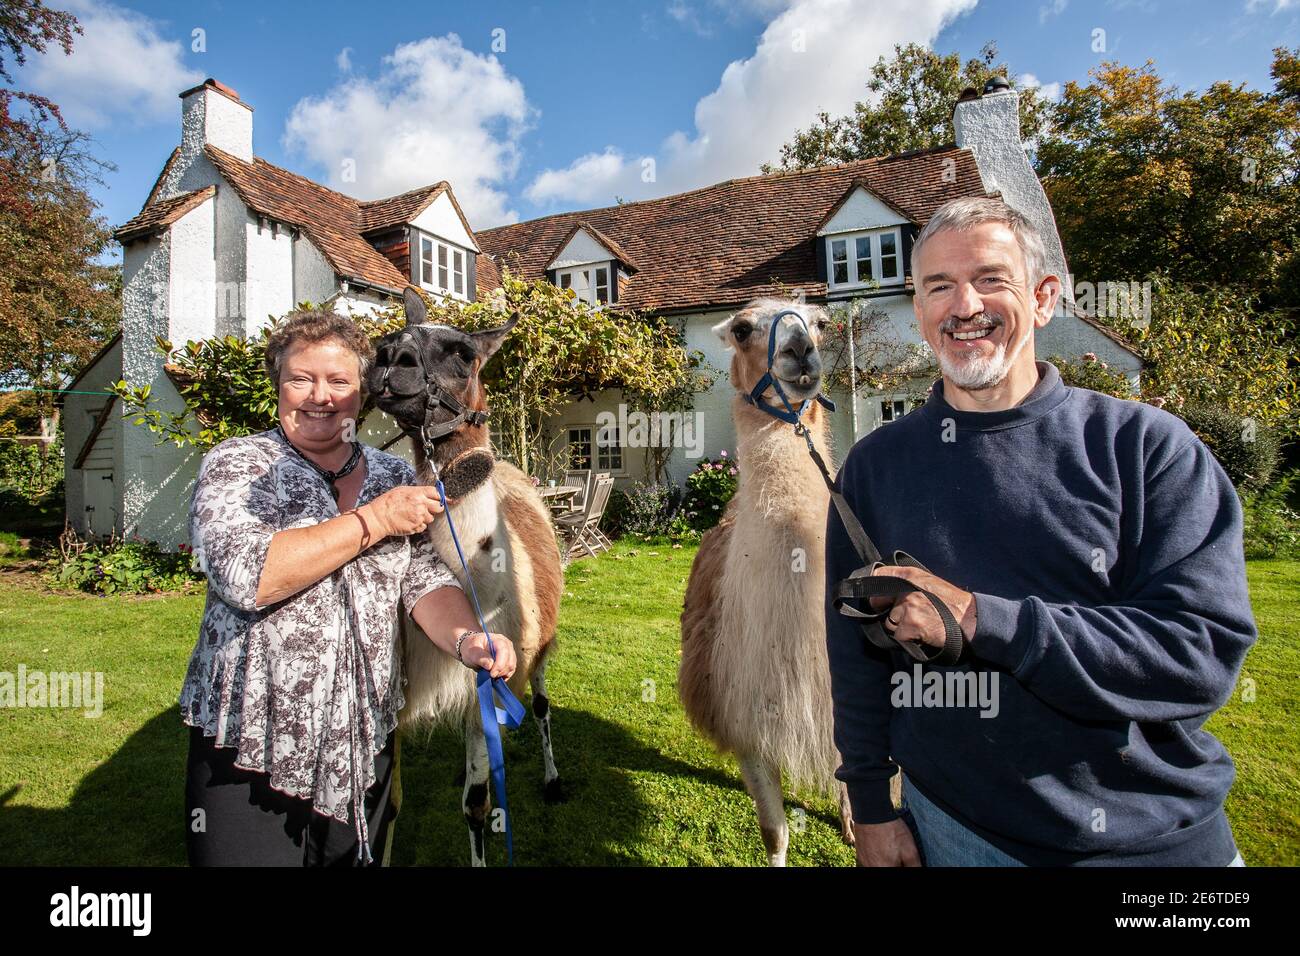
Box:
[969,436,1257,723]
[824,448,900,823]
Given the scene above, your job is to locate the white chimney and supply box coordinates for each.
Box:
[179,78,253,163]
[954,80,1073,303]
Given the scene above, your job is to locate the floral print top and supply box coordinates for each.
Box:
[179,427,461,861]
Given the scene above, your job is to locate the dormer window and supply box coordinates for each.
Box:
[826,227,902,290]
[556,264,610,306]
[419,234,467,300]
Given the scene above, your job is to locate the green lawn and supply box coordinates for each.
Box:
[0,550,1295,866]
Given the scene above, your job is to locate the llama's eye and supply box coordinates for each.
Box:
[732,323,753,343]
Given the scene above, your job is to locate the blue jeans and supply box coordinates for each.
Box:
[899,775,1245,867]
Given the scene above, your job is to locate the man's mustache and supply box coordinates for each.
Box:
[939,314,1004,334]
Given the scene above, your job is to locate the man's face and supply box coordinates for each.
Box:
[912,222,1058,391]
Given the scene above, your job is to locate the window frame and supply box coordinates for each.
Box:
[415,230,471,301]
[554,262,612,306]
[825,226,905,291]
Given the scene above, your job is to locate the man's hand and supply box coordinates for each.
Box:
[868,564,977,650]
[854,818,923,866]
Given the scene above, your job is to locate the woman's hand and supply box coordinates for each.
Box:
[363,485,445,537]
[457,630,517,679]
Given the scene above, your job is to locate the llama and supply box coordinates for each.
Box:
[679,297,855,866]
[369,287,564,867]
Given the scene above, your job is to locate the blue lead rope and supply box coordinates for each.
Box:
[434,478,527,865]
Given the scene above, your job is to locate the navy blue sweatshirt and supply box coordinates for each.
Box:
[824,361,1257,865]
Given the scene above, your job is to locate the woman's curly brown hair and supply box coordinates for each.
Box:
[263,309,376,391]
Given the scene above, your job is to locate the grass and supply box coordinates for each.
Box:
[0,548,1295,866]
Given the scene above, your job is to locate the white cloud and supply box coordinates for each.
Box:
[1245,0,1297,12]
[1020,72,1062,102]
[18,0,202,129]
[1039,0,1068,23]
[283,34,534,228]
[525,0,978,210]
[336,47,353,73]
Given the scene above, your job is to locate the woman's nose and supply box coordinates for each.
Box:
[310,379,331,404]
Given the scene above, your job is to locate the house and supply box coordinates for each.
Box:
[63,77,1140,546]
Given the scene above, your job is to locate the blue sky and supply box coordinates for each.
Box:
[15,0,1300,239]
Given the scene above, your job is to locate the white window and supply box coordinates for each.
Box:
[880,398,907,423]
[595,423,623,471]
[418,233,469,301]
[567,427,593,470]
[554,264,611,306]
[826,227,904,290]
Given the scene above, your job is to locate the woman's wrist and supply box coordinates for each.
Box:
[454,627,486,667]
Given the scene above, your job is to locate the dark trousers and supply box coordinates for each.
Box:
[184,725,397,867]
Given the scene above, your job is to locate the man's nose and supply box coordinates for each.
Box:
[951,280,984,320]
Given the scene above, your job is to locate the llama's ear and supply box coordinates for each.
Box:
[711,317,733,344]
[403,286,428,327]
[470,312,519,365]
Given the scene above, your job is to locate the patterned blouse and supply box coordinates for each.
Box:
[179,427,462,862]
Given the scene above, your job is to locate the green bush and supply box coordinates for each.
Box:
[1240,471,1300,560]
[680,453,739,533]
[606,481,678,539]
[0,436,63,504]
[50,537,204,596]
[1050,352,1135,400]
[1179,403,1282,491]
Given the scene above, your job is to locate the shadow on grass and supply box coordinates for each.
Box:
[0,703,742,867]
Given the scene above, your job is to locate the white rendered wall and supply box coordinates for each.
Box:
[293,235,340,308]
[244,212,294,335]
[818,187,910,235]
[409,192,478,251]
[547,228,613,270]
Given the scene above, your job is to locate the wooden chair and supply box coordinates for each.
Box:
[557,474,615,559]
[561,469,592,513]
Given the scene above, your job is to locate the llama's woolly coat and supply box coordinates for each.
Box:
[679,398,839,794]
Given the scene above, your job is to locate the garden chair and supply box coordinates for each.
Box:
[557,474,615,559]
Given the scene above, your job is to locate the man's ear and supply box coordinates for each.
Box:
[470,313,520,364]
[1034,274,1063,327]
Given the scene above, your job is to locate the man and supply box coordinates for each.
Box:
[824,196,1256,866]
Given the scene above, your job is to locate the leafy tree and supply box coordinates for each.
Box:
[765,42,1050,172]
[1036,53,1300,307]
[0,1,118,421]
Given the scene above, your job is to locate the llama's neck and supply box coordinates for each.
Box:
[414,423,490,480]
[729,397,832,530]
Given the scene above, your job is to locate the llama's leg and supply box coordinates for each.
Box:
[463,708,491,868]
[738,754,789,867]
[530,658,564,804]
[838,781,856,846]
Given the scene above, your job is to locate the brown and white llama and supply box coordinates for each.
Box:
[679,297,855,866]
[369,287,564,866]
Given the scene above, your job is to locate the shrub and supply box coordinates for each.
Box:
[1178,403,1282,491]
[50,533,204,596]
[680,453,739,533]
[1240,471,1300,560]
[0,434,63,505]
[1050,352,1135,400]
[606,481,678,539]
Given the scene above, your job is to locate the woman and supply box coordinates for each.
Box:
[180,308,515,866]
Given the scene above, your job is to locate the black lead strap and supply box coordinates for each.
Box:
[277,425,363,504]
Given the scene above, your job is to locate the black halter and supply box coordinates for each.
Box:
[276,425,363,504]
[375,328,491,461]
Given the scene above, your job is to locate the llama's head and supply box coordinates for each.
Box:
[368,287,517,451]
[713,298,829,404]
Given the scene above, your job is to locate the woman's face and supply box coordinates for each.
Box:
[277,338,363,452]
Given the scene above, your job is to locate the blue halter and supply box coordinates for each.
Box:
[740,309,836,425]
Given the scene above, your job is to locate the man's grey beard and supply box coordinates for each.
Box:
[937,315,1034,391]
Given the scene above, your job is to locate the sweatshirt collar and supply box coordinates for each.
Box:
[923,360,1070,432]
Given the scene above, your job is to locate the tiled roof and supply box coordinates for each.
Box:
[203,145,409,292]
[1061,300,1143,358]
[113,186,216,243]
[478,144,988,313]
[357,184,445,233]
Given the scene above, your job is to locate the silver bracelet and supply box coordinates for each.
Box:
[455,630,483,666]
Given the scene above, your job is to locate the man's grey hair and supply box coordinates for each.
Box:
[911,197,1051,289]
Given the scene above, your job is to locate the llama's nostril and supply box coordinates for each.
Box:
[798,374,812,387]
